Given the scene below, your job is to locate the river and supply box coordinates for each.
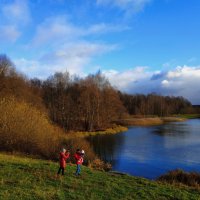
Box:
[87,119,200,179]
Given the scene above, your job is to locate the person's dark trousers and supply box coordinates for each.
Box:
[57,167,65,175]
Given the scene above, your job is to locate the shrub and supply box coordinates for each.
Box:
[88,158,112,171]
[157,169,200,188]
[0,96,63,159]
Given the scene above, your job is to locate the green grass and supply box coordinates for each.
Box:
[0,153,200,200]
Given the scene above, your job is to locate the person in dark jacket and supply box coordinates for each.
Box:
[74,149,85,176]
[57,148,70,175]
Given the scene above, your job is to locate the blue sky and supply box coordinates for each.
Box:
[1,0,200,104]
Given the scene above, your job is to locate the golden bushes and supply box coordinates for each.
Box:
[0,96,62,159]
[0,96,98,163]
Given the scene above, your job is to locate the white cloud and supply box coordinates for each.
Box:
[20,14,119,79]
[15,58,66,80]
[15,42,116,79]
[97,0,152,14]
[161,79,169,86]
[162,66,200,104]
[40,42,116,75]
[32,16,126,47]
[0,25,21,42]
[2,0,30,25]
[0,0,30,42]
[103,67,150,90]
[32,16,79,46]
[104,65,200,104]
[14,58,41,77]
[167,66,200,79]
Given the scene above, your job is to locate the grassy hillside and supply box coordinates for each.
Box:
[0,153,200,200]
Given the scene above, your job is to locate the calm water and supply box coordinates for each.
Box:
[87,119,200,179]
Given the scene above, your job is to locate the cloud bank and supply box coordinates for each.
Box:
[104,66,200,104]
[15,42,116,79]
[13,14,119,78]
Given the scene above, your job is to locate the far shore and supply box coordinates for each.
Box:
[114,114,200,127]
[66,114,200,138]
[66,125,128,138]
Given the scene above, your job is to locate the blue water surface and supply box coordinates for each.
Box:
[87,119,200,179]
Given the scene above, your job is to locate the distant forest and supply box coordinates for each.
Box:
[0,54,199,132]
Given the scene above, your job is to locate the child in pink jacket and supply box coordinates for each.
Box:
[74,149,85,176]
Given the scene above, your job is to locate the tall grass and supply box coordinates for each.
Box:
[115,117,163,126]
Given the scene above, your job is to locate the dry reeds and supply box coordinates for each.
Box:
[115,116,186,126]
[157,169,200,188]
[116,118,163,126]
[88,158,112,171]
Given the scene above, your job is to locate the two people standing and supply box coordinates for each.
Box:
[57,148,85,176]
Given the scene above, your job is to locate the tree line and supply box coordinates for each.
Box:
[119,92,194,117]
[37,71,125,131]
[1,54,198,133]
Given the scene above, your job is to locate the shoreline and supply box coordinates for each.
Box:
[66,115,200,138]
[66,125,128,138]
[114,116,187,126]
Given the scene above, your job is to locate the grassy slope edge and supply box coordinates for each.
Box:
[0,154,200,200]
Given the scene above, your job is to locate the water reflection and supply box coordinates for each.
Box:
[88,119,200,179]
[87,133,125,166]
[152,123,189,136]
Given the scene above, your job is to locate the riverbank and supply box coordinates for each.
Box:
[66,125,128,138]
[115,116,187,126]
[1,153,199,200]
[177,114,200,119]
[65,115,200,138]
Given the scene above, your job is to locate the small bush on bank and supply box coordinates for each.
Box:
[88,158,112,171]
[157,169,200,188]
